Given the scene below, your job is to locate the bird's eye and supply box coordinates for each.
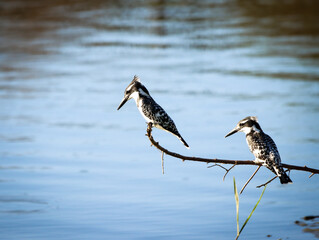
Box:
[239,123,244,126]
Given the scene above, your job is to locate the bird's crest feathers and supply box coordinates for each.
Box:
[242,116,258,123]
[132,75,141,83]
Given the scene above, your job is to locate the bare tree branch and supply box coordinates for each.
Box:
[146,123,319,175]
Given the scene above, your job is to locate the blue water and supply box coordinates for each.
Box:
[1,1,319,239]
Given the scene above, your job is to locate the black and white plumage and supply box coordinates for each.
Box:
[117,75,189,148]
[225,116,292,184]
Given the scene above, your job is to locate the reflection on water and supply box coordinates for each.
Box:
[0,196,47,205]
[0,0,319,239]
[295,216,319,239]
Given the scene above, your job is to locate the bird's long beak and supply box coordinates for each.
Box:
[117,96,129,110]
[225,127,239,138]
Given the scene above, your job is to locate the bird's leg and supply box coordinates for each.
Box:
[240,166,261,194]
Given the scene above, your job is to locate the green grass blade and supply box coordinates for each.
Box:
[233,177,239,236]
[239,185,267,235]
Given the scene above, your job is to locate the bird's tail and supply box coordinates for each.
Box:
[278,169,293,184]
[279,172,292,184]
[163,127,190,149]
[178,136,190,149]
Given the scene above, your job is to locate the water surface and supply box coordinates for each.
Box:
[0,0,319,239]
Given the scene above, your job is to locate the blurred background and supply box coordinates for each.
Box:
[0,0,319,239]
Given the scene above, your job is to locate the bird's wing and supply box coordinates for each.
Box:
[263,133,282,164]
[146,98,180,135]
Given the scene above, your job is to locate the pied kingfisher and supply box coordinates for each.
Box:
[225,116,292,184]
[117,75,189,148]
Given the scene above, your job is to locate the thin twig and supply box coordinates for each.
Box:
[256,176,278,188]
[240,166,261,194]
[256,169,291,188]
[207,163,227,170]
[208,163,237,181]
[161,151,164,175]
[223,164,237,181]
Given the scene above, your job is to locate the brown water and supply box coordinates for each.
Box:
[1,1,319,239]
